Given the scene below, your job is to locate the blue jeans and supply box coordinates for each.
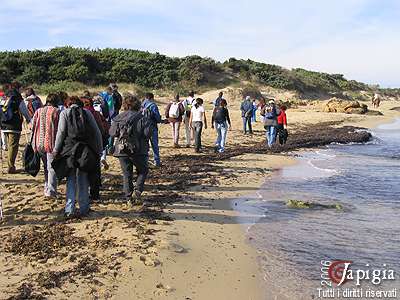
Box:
[41,153,57,197]
[65,168,90,215]
[242,117,252,134]
[150,127,161,166]
[215,122,228,152]
[266,126,277,147]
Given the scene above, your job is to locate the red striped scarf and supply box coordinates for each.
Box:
[32,106,60,153]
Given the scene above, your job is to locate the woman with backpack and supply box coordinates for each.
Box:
[189,98,207,153]
[110,94,153,205]
[165,94,185,148]
[53,96,103,218]
[263,100,278,147]
[211,99,231,153]
[31,93,60,198]
[82,94,110,202]
[277,105,288,145]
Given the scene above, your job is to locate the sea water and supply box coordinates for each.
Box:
[240,119,400,299]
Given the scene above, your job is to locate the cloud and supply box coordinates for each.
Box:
[0,0,399,86]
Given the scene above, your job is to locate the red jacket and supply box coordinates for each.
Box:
[277,110,287,126]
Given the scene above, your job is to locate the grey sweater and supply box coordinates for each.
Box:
[54,105,103,155]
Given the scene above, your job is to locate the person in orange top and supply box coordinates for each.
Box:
[277,105,288,145]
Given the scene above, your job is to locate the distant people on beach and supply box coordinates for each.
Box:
[277,105,288,145]
[181,91,195,147]
[165,94,185,148]
[110,94,153,205]
[212,99,231,153]
[213,91,225,108]
[264,100,278,147]
[372,93,381,108]
[251,99,257,123]
[189,98,207,153]
[142,93,164,167]
[240,96,253,135]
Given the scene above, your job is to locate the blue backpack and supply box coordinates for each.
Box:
[0,97,16,122]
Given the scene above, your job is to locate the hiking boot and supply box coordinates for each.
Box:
[7,166,17,174]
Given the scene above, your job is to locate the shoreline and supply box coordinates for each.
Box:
[0,97,399,299]
[229,105,400,300]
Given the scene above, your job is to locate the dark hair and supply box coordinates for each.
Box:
[219,91,223,97]
[189,91,195,97]
[58,91,69,106]
[25,87,35,96]
[175,94,180,101]
[46,93,59,107]
[145,92,154,100]
[11,81,22,90]
[280,105,287,111]
[220,99,227,107]
[123,94,141,111]
[106,86,113,93]
[82,90,91,99]
[65,96,83,108]
[110,83,118,90]
[194,98,203,109]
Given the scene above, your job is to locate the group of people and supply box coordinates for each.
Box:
[0,83,287,218]
[240,96,288,147]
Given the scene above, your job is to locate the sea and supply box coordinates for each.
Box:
[236,118,400,299]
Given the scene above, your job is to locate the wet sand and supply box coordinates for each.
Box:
[0,91,398,299]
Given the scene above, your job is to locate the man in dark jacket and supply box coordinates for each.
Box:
[110,83,122,116]
[0,82,24,173]
[110,94,153,204]
[240,96,253,135]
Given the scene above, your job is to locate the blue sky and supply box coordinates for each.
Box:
[1,0,399,87]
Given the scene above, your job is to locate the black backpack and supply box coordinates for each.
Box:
[118,113,142,155]
[67,106,88,141]
[213,107,226,123]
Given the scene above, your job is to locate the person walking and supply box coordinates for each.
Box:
[142,93,163,167]
[165,94,185,148]
[110,83,123,116]
[251,99,257,123]
[189,98,207,153]
[20,87,43,124]
[0,82,24,174]
[53,96,103,218]
[82,94,110,201]
[264,100,278,147]
[213,91,225,107]
[212,99,231,153]
[31,93,60,198]
[240,96,253,134]
[110,94,153,204]
[276,105,288,145]
[181,91,195,147]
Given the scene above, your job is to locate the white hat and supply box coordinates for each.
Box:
[245,96,251,100]
[269,99,275,104]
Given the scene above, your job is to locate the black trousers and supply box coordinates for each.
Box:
[89,160,101,201]
[118,155,149,200]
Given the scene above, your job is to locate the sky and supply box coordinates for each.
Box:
[1,0,399,87]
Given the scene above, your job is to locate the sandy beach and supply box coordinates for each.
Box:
[1,89,399,300]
